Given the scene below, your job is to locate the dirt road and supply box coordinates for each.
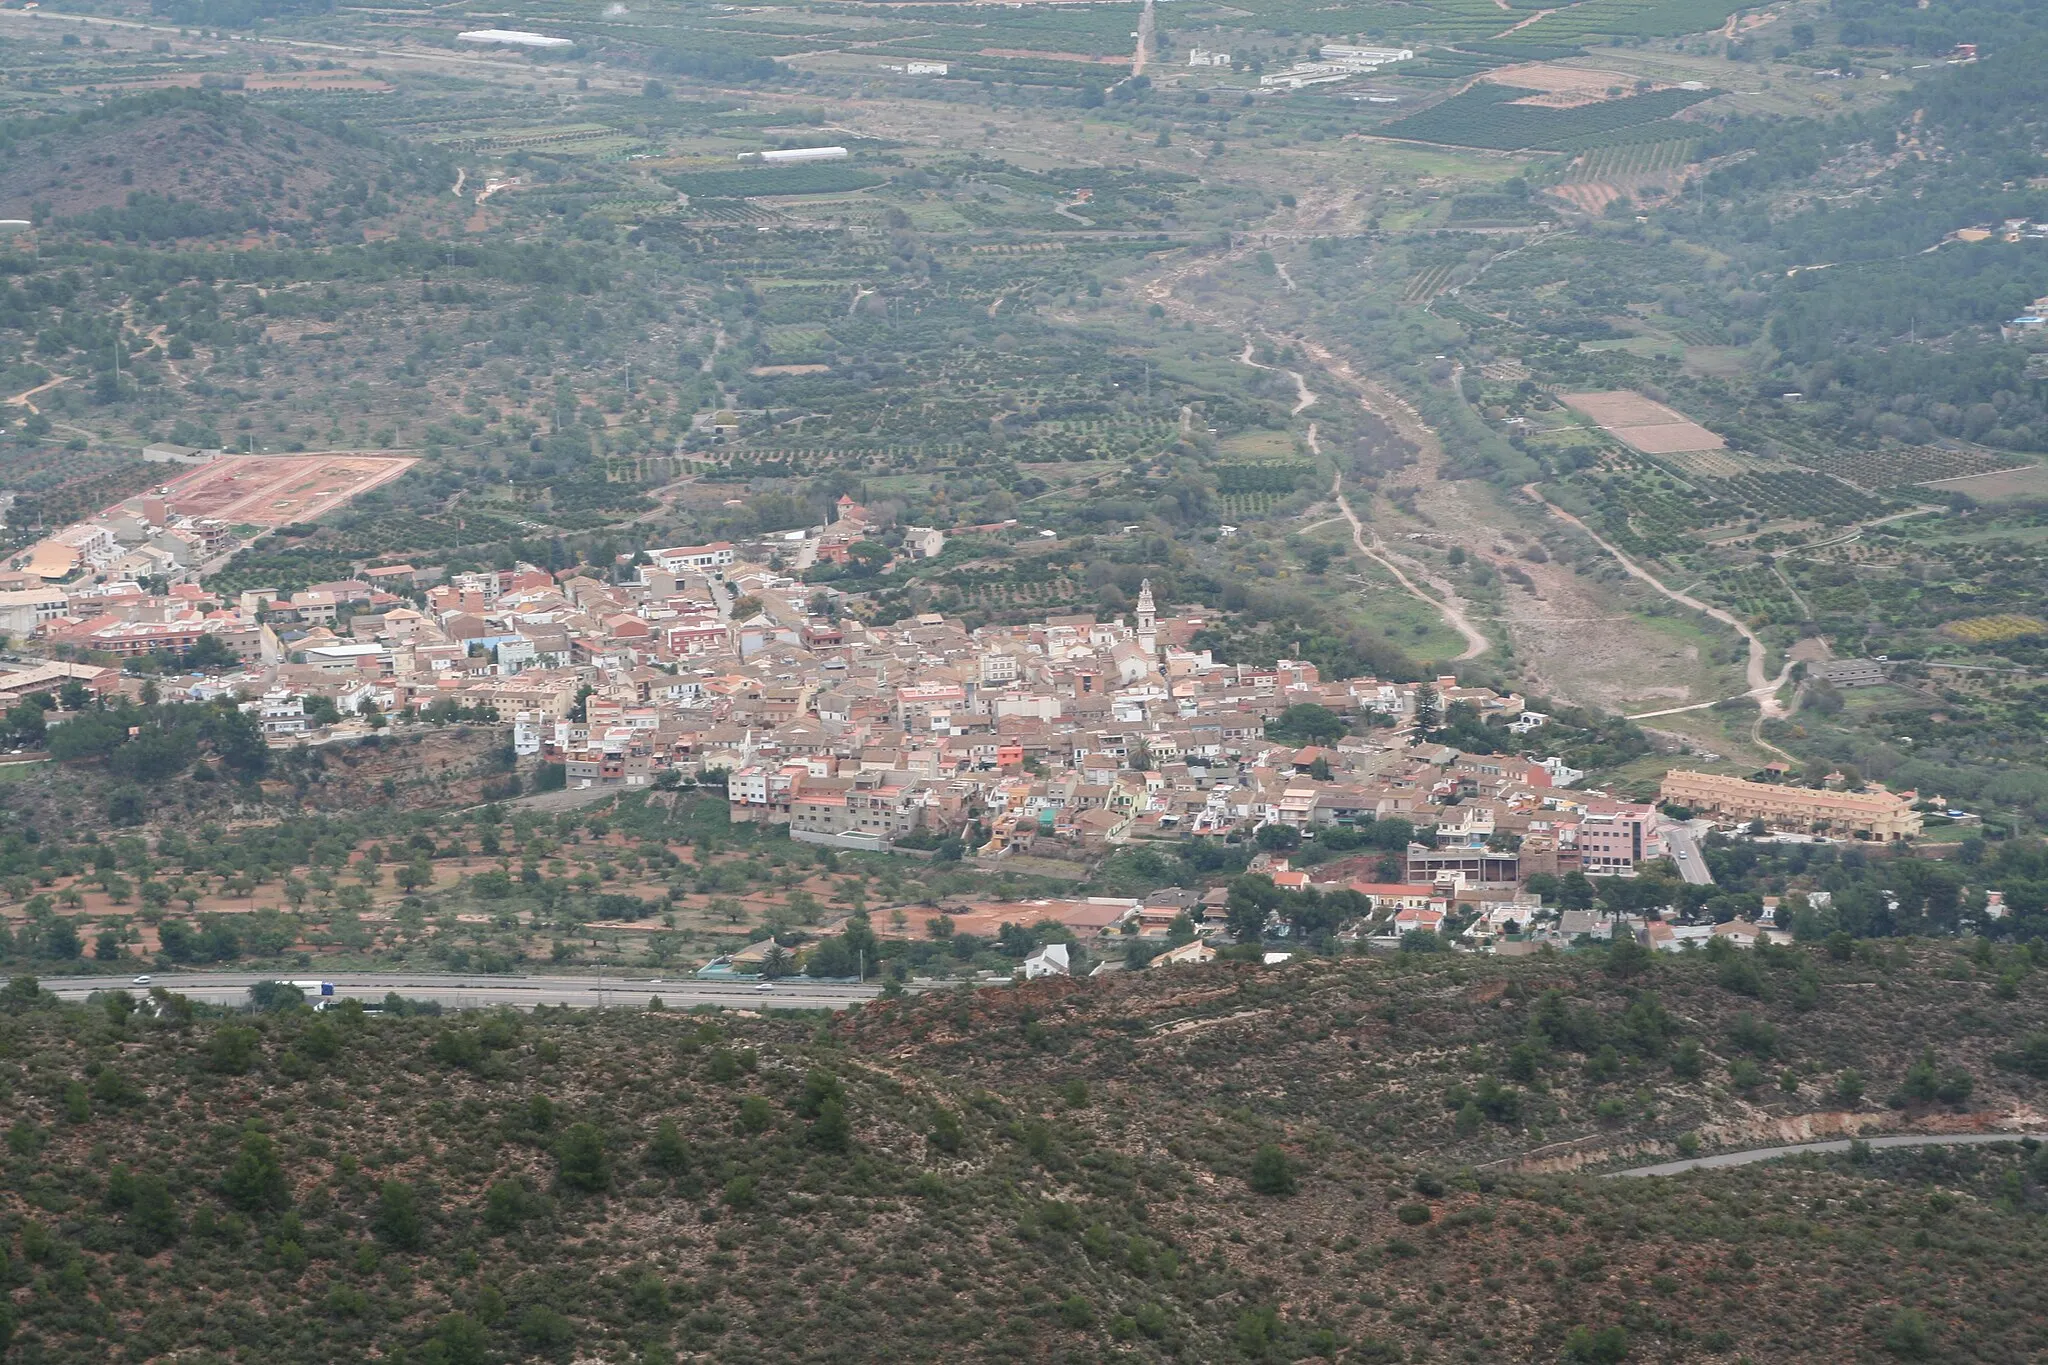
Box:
[1523,482,1793,716]
[1331,466,1491,661]
[5,375,70,414]
[1132,226,1718,707]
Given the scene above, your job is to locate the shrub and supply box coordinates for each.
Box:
[1248,1144,1296,1195]
[1879,1307,1935,1359]
[483,1180,534,1234]
[554,1122,612,1193]
[434,1312,488,1365]
[648,1118,691,1175]
[207,1025,262,1074]
[1562,1324,1629,1363]
[807,1096,851,1152]
[927,1107,965,1154]
[221,1128,290,1211]
[519,1304,575,1353]
[1396,1203,1432,1226]
[374,1179,425,1250]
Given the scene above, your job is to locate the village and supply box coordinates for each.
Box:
[0,480,1948,981]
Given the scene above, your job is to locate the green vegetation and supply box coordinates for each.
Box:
[1381,85,1714,152]
[3,941,2048,1360]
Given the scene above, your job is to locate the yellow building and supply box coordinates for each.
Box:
[1659,770,1921,841]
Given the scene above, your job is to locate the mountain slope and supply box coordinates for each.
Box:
[1,943,2046,1362]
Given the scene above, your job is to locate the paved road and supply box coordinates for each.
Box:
[1606,1131,2044,1178]
[1664,826,1714,886]
[38,971,886,1012]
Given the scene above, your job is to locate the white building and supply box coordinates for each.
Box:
[255,690,308,738]
[1022,942,1071,979]
[1188,48,1231,67]
[512,711,544,757]
[650,542,736,574]
[0,587,70,636]
[901,526,946,559]
[456,28,573,48]
[1260,64,1352,89]
[1320,44,1414,67]
[739,147,849,164]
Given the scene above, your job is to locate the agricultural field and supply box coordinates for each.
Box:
[1792,443,2034,491]
[1941,614,2048,645]
[1377,83,1713,152]
[1560,389,1726,455]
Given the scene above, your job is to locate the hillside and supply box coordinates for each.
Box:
[3,944,2047,1362]
[0,90,451,239]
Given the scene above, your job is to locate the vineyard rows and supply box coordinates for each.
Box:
[1705,565,1805,628]
[1566,138,1694,183]
[1380,84,1713,152]
[961,577,1084,609]
[1404,263,1462,303]
[1219,492,1287,518]
[1941,613,2048,644]
[1234,0,1503,40]
[1713,471,1892,524]
[1435,297,1502,329]
[666,166,885,199]
[1791,444,2029,490]
[1517,0,1747,40]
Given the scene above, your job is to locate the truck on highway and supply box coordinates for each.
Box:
[287,980,336,1009]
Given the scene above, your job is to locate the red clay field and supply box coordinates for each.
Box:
[160,453,418,527]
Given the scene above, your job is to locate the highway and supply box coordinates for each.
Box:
[36,971,887,1012]
[1606,1131,2044,1178]
[1664,825,1715,886]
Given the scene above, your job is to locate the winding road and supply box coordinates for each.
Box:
[1522,482,1794,722]
[1332,466,1491,662]
[1230,334,1490,662]
[1606,1130,2044,1178]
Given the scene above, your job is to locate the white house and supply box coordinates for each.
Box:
[1022,943,1071,979]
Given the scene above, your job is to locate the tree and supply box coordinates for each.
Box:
[374,1179,425,1250]
[1254,823,1300,852]
[126,1172,181,1253]
[1226,874,1280,944]
[207,1024,261,1073]
[222,1127,290,1211]
[807,1096,851,1152]
[555,1122,612,1192]
[1248,1144,1296,1195]
[432,1312,489,1365]
[927,1107,965,1154]
[1266,703,1346,745]
[1562,1325,1629,1364]
[647,1118,690,1176]
[1413,684,1441,733]
[1605,936,1653,979]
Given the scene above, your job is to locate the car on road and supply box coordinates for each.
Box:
[132,975,152,986]
[754,981,775,991]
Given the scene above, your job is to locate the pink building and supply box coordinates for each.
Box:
[1576,800,1664,875]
